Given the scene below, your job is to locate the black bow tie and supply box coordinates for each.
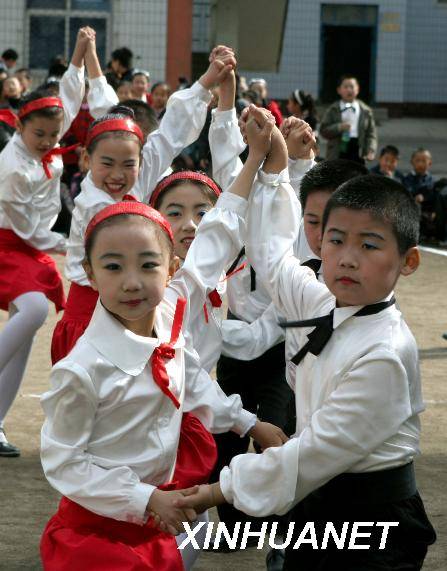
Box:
[279,297,396,366]
[301,258,322,277]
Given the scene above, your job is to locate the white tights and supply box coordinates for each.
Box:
[0,292,48,425]
[176,510,210,571]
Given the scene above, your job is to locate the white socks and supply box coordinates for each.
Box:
[0,292,48,424]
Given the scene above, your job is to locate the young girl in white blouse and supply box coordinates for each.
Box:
[51,45,236,364]
[176,107,436,570]
[40,196,286,570]
[0,28,96,458]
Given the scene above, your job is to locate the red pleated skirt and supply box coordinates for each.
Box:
[51,282,98,364]
[40,496,184,571]
[0,229,65,312]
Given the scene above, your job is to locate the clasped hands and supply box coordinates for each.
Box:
[148,420,288,535]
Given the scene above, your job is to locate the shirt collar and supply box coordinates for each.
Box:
[84,299,185,376]
[13,132,40,164]
[332,292,395,329]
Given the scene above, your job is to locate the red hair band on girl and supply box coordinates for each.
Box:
[150,171,221,206]
[18,97,63,120]
[85,201,174,245]
[0,109,18,129]
[85,118,144,148]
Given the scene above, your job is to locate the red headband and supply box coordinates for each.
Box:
[85,201,174,245]
[18,97,63,120]
[0,109,18,129]
[85,118,144,148]
[150,171,221,207]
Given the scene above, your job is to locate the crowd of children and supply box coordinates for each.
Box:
[0,27,440,571]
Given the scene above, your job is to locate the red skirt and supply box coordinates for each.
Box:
[174,412,217,488]
[41,496,184,571]
[0,229,65,312]
[51,282,98,364]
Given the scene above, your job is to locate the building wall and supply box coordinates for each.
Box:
[0,0,26,65]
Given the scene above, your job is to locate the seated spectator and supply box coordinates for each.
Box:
[131,69,151,103]
[242,89,262,106]
[14,68,32,96]
[150,81,170,120]
[370,145,405,183]
[0,77,21,110]
[1,48,18,71]
[286,89,318,131]
[116,80,132,102]
[48,55,68,78]
[249,77,283,126]
[109,46,134,82]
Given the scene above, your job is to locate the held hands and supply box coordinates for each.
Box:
[200,45,236,90]
[72,27,96,67]
[173,483,226,516]
[280,117,316,160]
[248,420,289,451]
[241,105,275,163]
[147,489,198,536]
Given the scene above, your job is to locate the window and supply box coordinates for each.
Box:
[26,0,111,70]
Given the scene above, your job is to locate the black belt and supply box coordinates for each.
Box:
[313,462,416,505]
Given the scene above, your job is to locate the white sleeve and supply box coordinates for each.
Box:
[0,172,66,252]
[221,302,285,360]
[137,81,212,202]
[288,157,315,199]
[41,363,154,524]
[209,108,245,190]
[59,63,86,136]
[167,191,247,327]
[245,168,328,321]
[183,335,256,436]
[219,350,413,516]
[87,75,119,119]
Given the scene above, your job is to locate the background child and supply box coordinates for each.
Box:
[0,28,90,457]
[176,109,436,570]
[370,144,405,183]
[320,75,377,163]
[286,88,318,132]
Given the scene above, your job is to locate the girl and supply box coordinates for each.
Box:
[51,46,236,364]
[150,81,171,120]
[0,28,90,457]
[40,199,285,571]
[286,88,318,132]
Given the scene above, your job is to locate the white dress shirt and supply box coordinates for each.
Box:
[217,169,423,517]
[340,99,360,138]
[0,64,85,252]
[65,81,211,286]
[41,294,256,525]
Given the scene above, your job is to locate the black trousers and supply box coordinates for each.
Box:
[210,341,294,532]
[283,465,436,570]
[339,137,365,164]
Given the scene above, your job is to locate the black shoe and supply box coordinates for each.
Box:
[266,547,285,571]
[204,533,260,552]
[0,429,20,457]
[442,332,447,341]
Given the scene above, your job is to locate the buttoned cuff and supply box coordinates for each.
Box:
[231,408,257,437]
[191,80,213,104]
[258,167,290,186]
[211,107,237,124]
[288,157,314,175]
[129,482,156,525]
[216,191,248,218]
[219,466,235,504]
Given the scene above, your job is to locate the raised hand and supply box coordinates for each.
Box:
[248,420,289,451]
[281,116,316,160]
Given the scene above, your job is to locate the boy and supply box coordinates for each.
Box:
[175,107,436,570]
[370,144,405,183]
[320,75,377,163]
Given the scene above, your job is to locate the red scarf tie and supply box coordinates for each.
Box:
[203,289,222,324]
[41,143,80,179]
[150,297,186,409]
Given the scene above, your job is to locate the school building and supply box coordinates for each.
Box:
[0,0,446,114]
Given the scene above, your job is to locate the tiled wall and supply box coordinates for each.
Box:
[112,0,168,83]
[0,0,26,66]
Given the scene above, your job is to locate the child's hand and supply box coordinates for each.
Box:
[200,46,236,89]
[340,122,351,132]
[244,105,275,163]
[415,193,424,203]
[71,27,95,67]
[147,489,198,536]
[248,420,289,451]
[239,104,274,144]
[281,117,316,160]
[173,483,226,514]
[209,45,235,63]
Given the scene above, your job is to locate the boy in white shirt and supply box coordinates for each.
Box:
[175,107,436,570]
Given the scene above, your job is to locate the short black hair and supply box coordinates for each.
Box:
[411,147,432,160]
[380,145,399,158]
[16,67,31,79]
[111,47,133,69]
[337,74,359,87]
[111,99,158,135]
[300,159,368,209]
[18,89,64,124]
[2,49,18,62]
[322,174,419,254]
